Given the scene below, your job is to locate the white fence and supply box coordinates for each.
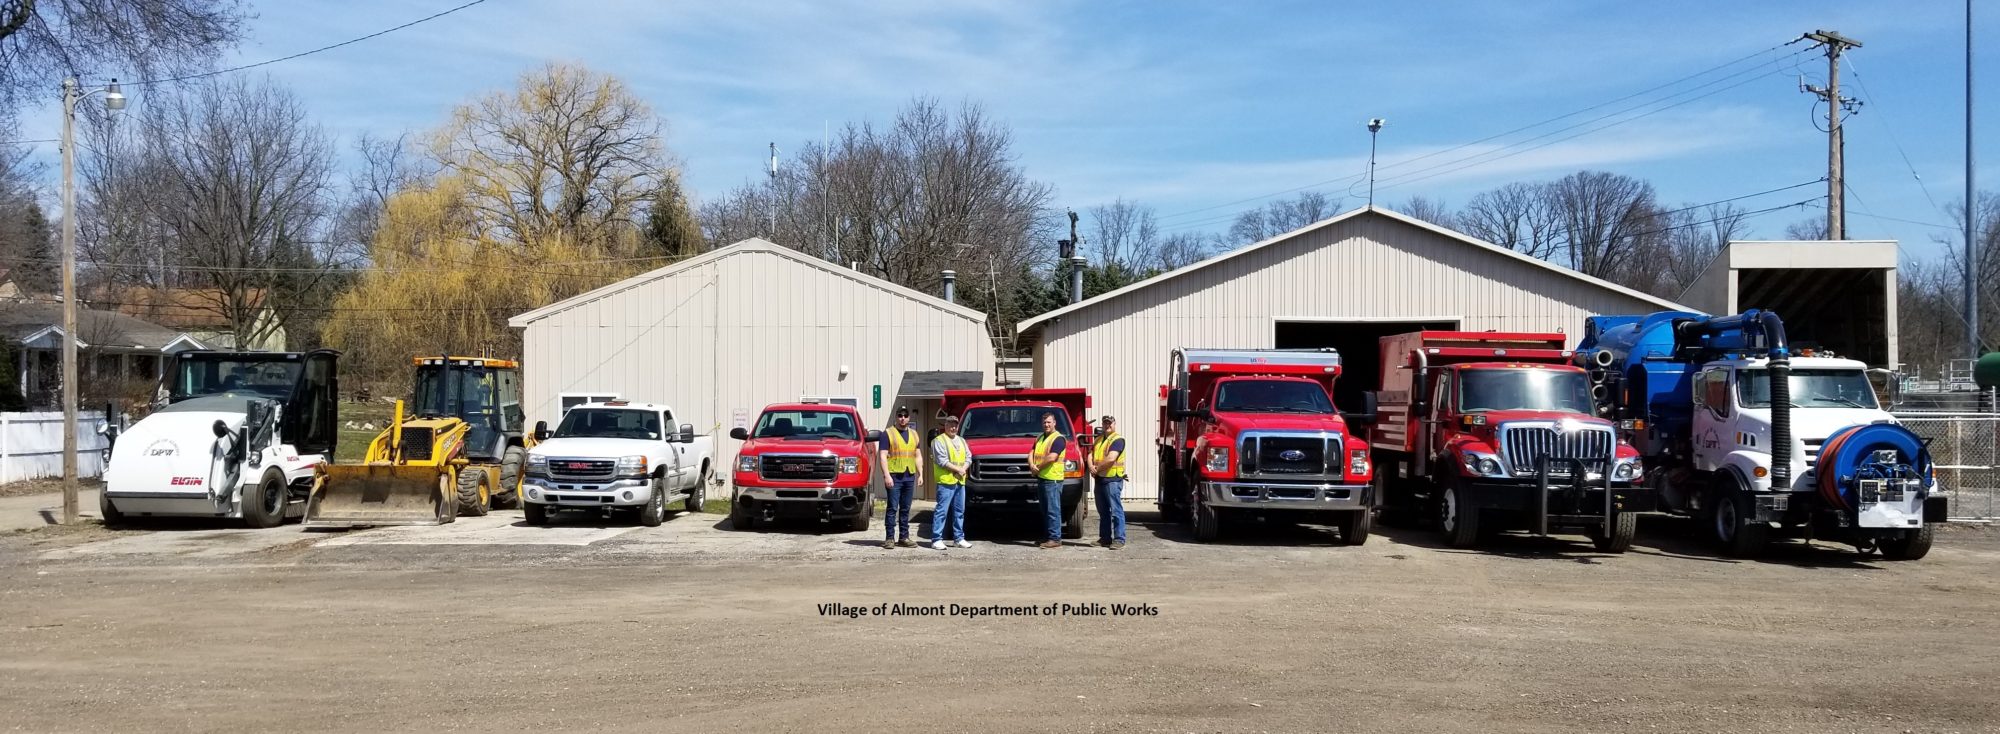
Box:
[0,412,109,484]
[1894,413,2000,520]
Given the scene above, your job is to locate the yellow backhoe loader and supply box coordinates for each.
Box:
[306,357,535,527]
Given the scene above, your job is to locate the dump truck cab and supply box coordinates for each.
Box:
[942,387,1091,539]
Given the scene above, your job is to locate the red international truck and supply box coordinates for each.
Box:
[1157,348,1376,544]
[1370,331,1650,551]
[941,388,1091,539]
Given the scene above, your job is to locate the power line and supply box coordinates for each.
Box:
[1840,56,1948,217]
[1,139,58,145]
[128,0,490,87]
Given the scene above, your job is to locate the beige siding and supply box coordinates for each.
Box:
[518,246,993,464]
[1036,214,1669,498]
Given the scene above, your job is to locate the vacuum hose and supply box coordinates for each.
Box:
[1815,423,1934,511]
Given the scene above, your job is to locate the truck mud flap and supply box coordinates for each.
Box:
[306,464,452,528]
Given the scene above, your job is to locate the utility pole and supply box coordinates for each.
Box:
[59,79,80,526]
[767,142,778,239]
[1967,0,1981,358]
[1801,30,1863,240]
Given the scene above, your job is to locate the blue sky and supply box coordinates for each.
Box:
[18,0,1998,262]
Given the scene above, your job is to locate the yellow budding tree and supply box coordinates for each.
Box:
[327,62,698,385]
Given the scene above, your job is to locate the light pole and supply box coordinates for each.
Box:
[59,77,125,525]
[1366,118,1385,208]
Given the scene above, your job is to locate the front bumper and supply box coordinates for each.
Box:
[1201,481,1371,511]
[523,476,653,507]
[963,478,1084,509]
[1459,479,1653,514]
[102,489,242,518]
[736,485,871,518]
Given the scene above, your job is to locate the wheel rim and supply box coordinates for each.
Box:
[1715,497,1737,542]
[1441,489,1459,533]
[263,479,283,516]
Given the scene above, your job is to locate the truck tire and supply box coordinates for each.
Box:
[456,468,490,517]
[1438,482,1480,549]
[1193,501,1223,542]
[1336,509,1372,545]
[241,470,287,529]
[639,478,666,527]
[1879,524,1934,561]
[684,464,708,514]
[494,446,525,509]
[1061,497,1085,539]
[1158,451,1192,523]
[848,495,872,532]
[1713,489,1769,558]
[98,488,128,528]
[523,501,548,526]
[1593,511,1637,553]
[732,500,757,530]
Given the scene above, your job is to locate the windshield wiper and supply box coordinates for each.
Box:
[1815,395,1868,408]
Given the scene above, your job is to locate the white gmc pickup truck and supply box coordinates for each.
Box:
[521,401,713,526]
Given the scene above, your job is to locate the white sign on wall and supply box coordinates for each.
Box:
[731,408,749,432]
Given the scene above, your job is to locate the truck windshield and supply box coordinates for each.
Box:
[170,357,302,402]
[752,410,860,440]
[1212,380,1334,414]
[411,365,497,424]
[1738,368,1880,409]
[554,408,662,440]
[1458,369,1593,413]
[961,407,1072,438]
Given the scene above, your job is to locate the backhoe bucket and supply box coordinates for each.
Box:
[306,464,454,528]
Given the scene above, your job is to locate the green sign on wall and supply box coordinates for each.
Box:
[872,385,881,409]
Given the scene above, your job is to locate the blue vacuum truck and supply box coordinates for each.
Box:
[1575,310,1947,559]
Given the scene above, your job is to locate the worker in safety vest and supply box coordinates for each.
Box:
[877,406,923,548]
[1027,412,1069,549]
[1085,414,1128,549]
[930,415,972,549]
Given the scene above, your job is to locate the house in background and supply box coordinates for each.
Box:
[1,302,205,408]
[93,287,286,352]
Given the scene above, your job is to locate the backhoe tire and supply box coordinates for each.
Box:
[639,479,666,527]
[1593,510,1637,553]
[242,471,287,529]
[1337,509,1372,546]
[522,501,548,526]
[456,468,490,517]
[684,464,708,514]
[494,446,526,509]
[1879,524,1934,561]
[1712,489,1769,558]
[1193,501,1223,542]
[1438,482,1481,549]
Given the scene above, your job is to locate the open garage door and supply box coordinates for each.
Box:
[1276,320,1458,412]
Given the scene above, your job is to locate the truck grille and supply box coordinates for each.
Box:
[1803,438,1825,468]
[548,458,616,482]
[1236,434,1341,478]
[971,455,1033,482]
[1500,424,1614,477]
[399,428,434,462]
[760,455,838,481]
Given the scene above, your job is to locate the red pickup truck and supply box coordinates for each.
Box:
[728,402,883,531]
[941,388,1092,539]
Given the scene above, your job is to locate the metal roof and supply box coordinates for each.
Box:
[894,370,986,399]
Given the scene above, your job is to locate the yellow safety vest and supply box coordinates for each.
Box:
[884,427,919,474]
[933,435,968,486]
[1033,432,1067,481]
[1092,431,1127,478]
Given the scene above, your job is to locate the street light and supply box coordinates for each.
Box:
[58,77,124,525]
[1366,118,1385,208]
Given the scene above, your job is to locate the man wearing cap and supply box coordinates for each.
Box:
[1086,415,1128,549]
[930,415,972,549]
[877,407,923,549]
[1027,412,1070,549]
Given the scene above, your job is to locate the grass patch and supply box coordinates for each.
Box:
[700,498,734,515]
[335,401,398,464]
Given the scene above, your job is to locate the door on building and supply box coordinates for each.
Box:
[1274,320,1459,412]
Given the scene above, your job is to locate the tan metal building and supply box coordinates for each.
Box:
[1679,239,1898,368]
[1016,207,1690,499]
[509,238,995,462]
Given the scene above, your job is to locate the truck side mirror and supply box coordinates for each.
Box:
[729,427,750,441]
[1167,387,1190,419]
[678,423,696,443]
[866,430,885,443]
[534,420,551,442]
[1344,392,1380,426]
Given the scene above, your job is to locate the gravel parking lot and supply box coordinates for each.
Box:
[2,503,1996,733]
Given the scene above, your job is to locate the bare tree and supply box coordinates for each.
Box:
[1394,196,1455,228]
[1783,217,1830,240]
[0,119,52,291]
[1543,170,1657,279]
[1634,202,1746,298]
[0,0,248,108]
[1227,191,1339,245]
[1086,198,1160,275]
[1155,231,1216,271]
[1457,182,1561,259]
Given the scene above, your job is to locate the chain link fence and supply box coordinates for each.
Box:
[1894,413,2000,520]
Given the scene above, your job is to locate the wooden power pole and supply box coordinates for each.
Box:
[1802,30,1863,241]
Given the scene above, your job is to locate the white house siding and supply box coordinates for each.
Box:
[1029,210,1678,499]
[513,241,993,465]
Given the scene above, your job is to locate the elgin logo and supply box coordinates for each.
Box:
[169,476,204,487]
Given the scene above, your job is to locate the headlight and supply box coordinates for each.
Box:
[1204,447,1230,473]
[839,457,861,474]
[616,455,648,476]
[1063,460,1078,473]
[1613,459,1643,480]
[527,454,548,476]
[736,455,757,473]
[1348,449,1369,475]
[1461,452,1504,477]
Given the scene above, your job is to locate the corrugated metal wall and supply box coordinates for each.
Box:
[1037,215,1671,499]
[518,246,993,465]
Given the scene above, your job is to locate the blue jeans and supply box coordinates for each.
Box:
[932,482,966,541]
[884,473,916,540]
[1095,477,1126,542]
[1040,479,1064,540]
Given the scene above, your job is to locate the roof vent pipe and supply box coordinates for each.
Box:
[1068,256,1086,304]
[941,270,956,303]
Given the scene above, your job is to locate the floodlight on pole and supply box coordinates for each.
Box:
[1366,118,1385,208]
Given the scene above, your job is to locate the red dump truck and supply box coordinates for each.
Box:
[941,387,1091,539]
[1370,331,1649,551]
[1158,348,1376,544]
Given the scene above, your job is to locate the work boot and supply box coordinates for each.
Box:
[1110,540,1126,550]
[1038,540,1062,549]
[880,539,895,549]
[896,537,917,548]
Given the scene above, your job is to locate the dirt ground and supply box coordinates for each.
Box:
[0,505,1996,734]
